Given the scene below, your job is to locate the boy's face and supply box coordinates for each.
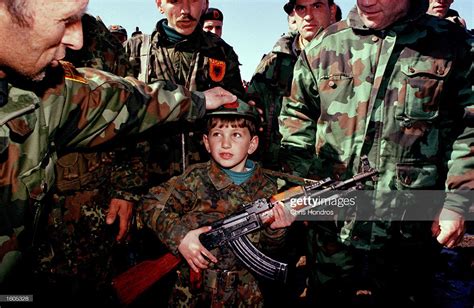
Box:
[203,122,258,172]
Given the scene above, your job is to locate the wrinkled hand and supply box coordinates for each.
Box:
[178,226,218,273]
[270,202,295,229]
[107,198,133,242]
[431,208,466,248]
[203,87,237,110]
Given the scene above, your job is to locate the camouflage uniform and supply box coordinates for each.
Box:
[66,14,133,78]
[30,14,150,305]
[140,160,287,307]
[279,1,473,305]
[246,31,299,170]
[125,19,244,185]
[0,62,206,295]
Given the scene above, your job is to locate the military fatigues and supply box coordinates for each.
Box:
[66,14,133,77]
[246,32,299,170]
[279,1,473,305]
[0,63,206,296]
[140,160,287,307]
[125,19,244,185]
[30,14,150,305]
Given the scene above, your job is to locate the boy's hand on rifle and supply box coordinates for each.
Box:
[178,226,218,273]
[270,202,295,229]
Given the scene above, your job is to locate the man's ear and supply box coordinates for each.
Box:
[156,0,165,14]
[330,4,337,24]
[247,135,259,155]
[203,134,211,153]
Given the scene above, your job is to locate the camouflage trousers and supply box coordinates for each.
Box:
[170,266,264,307]
[305,221,441,307]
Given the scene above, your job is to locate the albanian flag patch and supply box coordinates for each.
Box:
[209,58,226,82]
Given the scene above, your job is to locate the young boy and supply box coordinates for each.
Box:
[140,100,294,307]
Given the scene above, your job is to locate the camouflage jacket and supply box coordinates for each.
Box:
[140,160,286,272]
[66,14,133,78]
[246,32,300,170]
[125,19,244,94]
[125,19,245,184]
[0,63,205,287]
[279,4,473,229]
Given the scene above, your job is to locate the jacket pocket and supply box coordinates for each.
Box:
[395,163,438,189]
[399,59,451,121]
[318,73,353,107]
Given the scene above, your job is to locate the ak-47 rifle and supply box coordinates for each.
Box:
[112,156,378,304]
[198,156,378,282]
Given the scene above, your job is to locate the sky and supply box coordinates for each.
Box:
[88,0,474,81]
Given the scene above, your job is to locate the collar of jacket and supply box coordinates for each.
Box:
[347,0,429,32]
[207,159,265,193]
[445,8,461,18]
[272,31,300,57]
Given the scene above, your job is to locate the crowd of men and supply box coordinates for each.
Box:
[0,0,472,307]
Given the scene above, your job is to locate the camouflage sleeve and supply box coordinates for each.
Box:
[139,177,195,255]
[442,34,474,214]
[42,64,205,151]
[279,52,321,178]
[109,141,150,201]
[223,47,245,98]
[246,53,277,120]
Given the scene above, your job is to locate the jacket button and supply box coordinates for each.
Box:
[371,36,379,42]
[328,81,336,88]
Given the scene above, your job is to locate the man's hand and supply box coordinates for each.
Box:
[247,99,265,131]
[432,208,466,248]
[203,87,237,110]
[270,202,295,229]
[107,198,134,242]
[178,226,218,273]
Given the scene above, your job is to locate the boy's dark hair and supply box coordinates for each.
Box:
[206,115,258,137]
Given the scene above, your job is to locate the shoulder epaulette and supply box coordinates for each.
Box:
[60,61,88,84]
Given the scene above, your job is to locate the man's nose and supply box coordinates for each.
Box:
[181,0,191,14]
[62,20,84,50]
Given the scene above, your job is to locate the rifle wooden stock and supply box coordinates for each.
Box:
[112,252,181,305]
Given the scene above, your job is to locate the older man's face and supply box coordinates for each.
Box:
[427,0,454,18]
[357,0,410,30]
[0,0,87,79]
[157,0,204,36]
